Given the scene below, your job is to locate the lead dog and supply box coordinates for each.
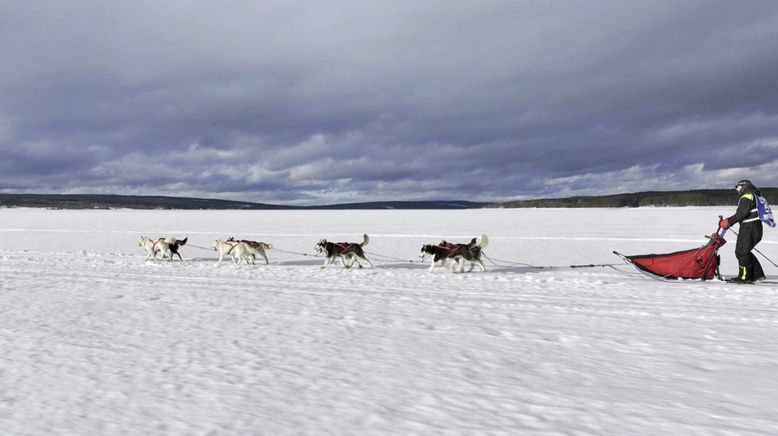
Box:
[315,234,374,269]
[138,236,188,261]
[420,234,489,273]
[212,239,255,265]
[227,237,273,264]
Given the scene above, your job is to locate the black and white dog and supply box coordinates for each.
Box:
[420,234,488,273]
[138,236,188,261]
[315,234,374,269]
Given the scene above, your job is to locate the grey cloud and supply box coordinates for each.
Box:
[1,0,778,204]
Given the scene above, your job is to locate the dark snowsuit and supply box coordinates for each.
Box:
[726,187,765,281]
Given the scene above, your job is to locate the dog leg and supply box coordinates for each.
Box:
[260,251,269,265]
[453,257,465,274]
[361,256,374,268]
[322,256,333,269]
[439,258,448,269]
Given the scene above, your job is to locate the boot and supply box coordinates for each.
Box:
[729,266,754,284]
[751,255,766,281]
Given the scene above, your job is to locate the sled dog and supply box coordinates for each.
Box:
[138,236,188,261]
[212,239,255,265]
[420,234,489,273]
[315,234,374,269]
[227,238,273,264]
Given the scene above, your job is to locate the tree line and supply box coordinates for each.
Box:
[496,189,778,208]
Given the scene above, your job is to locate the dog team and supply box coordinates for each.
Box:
[138,234,489,273]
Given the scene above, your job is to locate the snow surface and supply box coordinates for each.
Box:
[2,207,778,435]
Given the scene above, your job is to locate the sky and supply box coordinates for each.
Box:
[1,0,778,205]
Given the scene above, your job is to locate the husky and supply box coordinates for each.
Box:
[227,238,273,264]
[212,239,254,265]
[138,236,188,261]
[315,234,374,269]
[420,234,489,273]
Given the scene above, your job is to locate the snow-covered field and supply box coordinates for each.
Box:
[2,207,778,435]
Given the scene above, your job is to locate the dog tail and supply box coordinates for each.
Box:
[360,234,369,247]
[478,234,489,250]
[179,237,188,246]
[164,237,185,245]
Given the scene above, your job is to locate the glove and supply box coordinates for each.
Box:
[719,218,730,230]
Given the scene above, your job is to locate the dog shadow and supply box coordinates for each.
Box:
[274,259,323,267]
[377,262,429,270]
[183,257,221,263]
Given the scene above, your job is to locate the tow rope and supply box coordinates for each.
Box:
[482,253,623,270]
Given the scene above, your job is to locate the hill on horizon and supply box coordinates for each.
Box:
[0,194,490,210]
[1,190,775,210]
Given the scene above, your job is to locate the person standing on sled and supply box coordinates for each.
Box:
[719,180,766,283]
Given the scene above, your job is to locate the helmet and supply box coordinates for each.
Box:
[735,179,755,193]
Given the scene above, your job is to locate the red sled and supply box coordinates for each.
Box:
[614,231,726,281]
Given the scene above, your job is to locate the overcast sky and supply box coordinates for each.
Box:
[1,1,778,205]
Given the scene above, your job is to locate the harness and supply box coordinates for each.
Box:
[223,242,238,254]
[438,243,461,255]
[146,238,163,251]
[335,242,354,252]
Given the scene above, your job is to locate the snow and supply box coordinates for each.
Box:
[1,207,778,435]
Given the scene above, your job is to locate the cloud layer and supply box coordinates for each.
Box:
[2,0,778,204]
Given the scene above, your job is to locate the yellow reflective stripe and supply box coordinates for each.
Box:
[740,267,748,280]
[742,193,754,200]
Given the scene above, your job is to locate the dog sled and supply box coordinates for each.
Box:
[613,228,726,281]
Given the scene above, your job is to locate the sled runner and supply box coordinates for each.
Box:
[613,229,727,281]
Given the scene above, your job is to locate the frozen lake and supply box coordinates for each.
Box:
[1,207,777,435]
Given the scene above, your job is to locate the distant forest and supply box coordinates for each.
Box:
[0,194,285,210]
[0,194,489,210]
[497,189,778,208]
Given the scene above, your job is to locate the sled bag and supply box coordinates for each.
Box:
[624,235,725,280]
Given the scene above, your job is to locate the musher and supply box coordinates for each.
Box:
[719,179,766,283]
